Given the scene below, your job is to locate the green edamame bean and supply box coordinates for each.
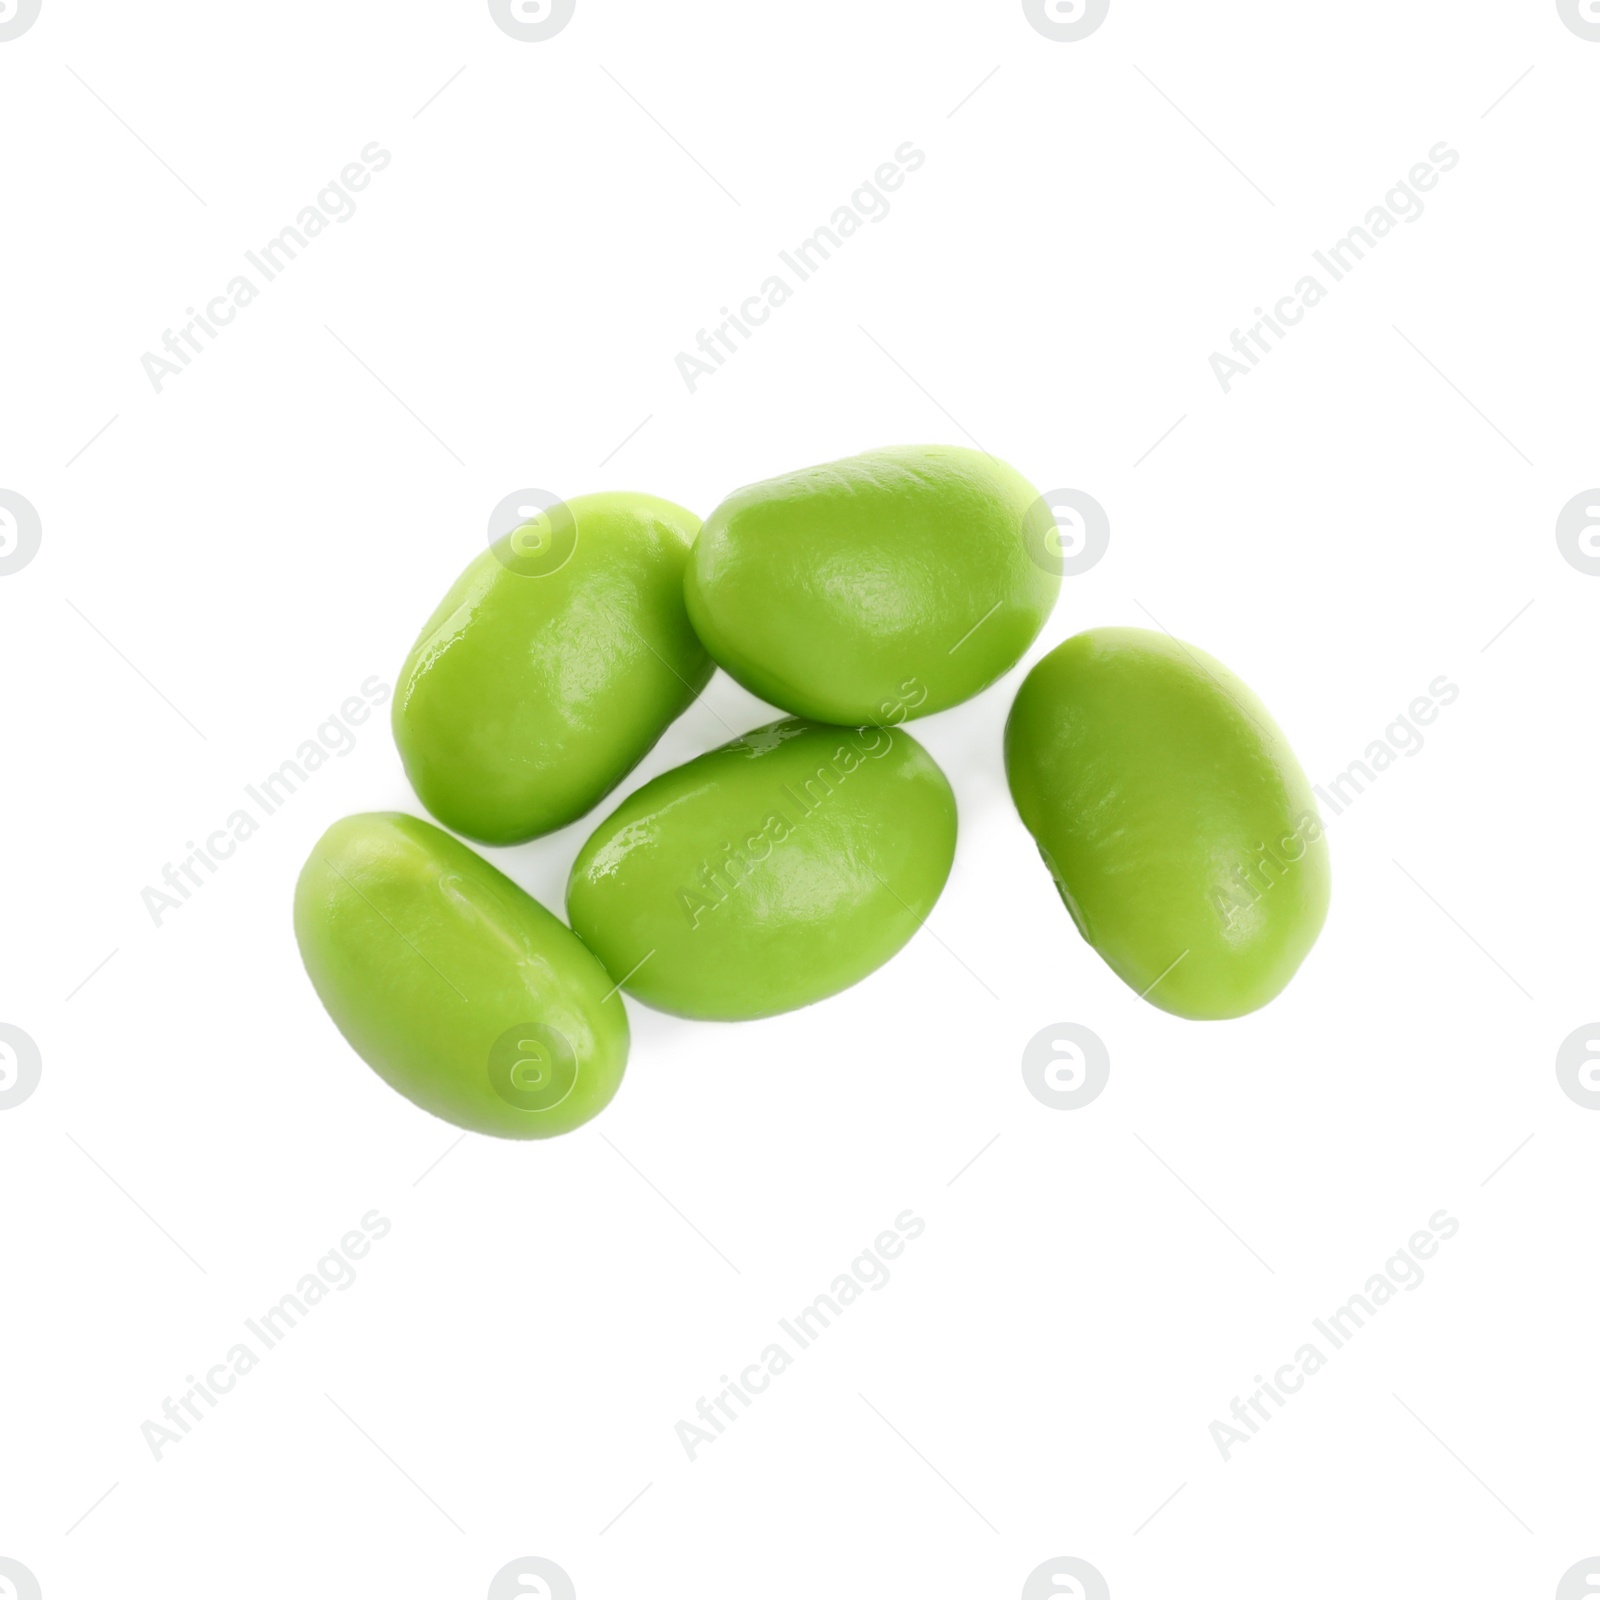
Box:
[294,812,628,1137]
[394,492,712,846]
[1005,628,1330,1019]
[566,718,958,1020]
[684,445,1059,725]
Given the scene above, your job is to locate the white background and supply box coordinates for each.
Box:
[2,2,1597,1596]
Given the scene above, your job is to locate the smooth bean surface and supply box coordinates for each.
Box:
[567,718,958,1019]
[1005,628,1330,1019]
[394,492,712,845]
[295,812,629,1137]
[685,445,1059,725]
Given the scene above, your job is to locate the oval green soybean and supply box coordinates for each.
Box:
[566,719,958,1020]
[394,492,713,846]
[685,445,1059,725]
[1004,628,1329,1020]
[294,812,628,1137]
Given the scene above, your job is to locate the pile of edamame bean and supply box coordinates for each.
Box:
[294,445,1330,1139]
